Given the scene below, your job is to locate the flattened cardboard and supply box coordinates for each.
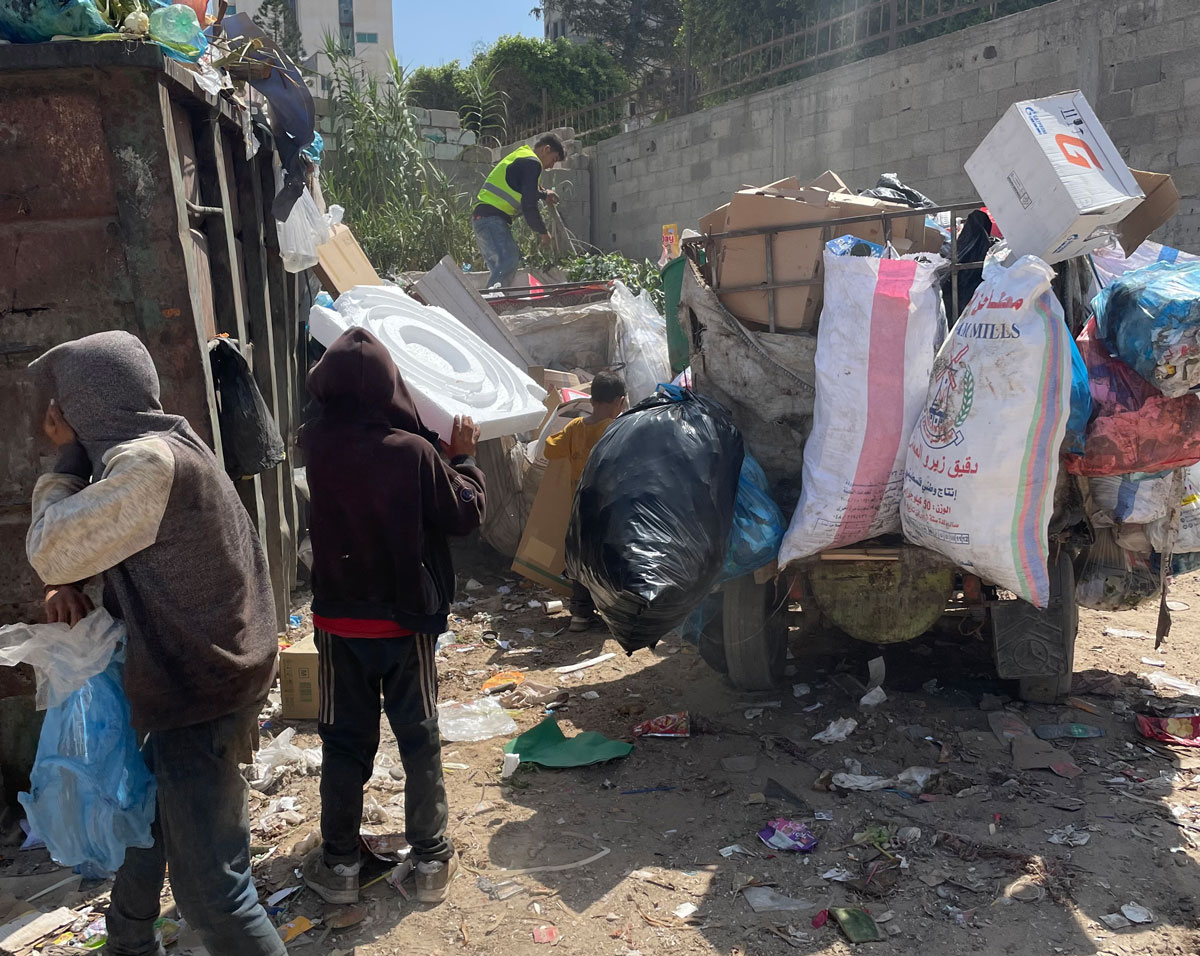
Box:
[1117,169,1180,255]
[314,224,383,297]
[280,633,319,720]
[511,458,574,596]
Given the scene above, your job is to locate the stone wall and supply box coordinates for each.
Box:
[591,0,1200,259]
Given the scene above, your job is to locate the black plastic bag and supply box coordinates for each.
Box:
[209,338,285,478]
[858,173,936,209]
[565,387,744,654]
[941,208,996,323]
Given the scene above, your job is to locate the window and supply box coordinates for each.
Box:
[355,31,377,43]
[226,3,236,11]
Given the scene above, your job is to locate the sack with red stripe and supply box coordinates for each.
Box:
[779,248,948,564]
[901,255,1072,607]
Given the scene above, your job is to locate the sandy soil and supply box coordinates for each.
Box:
[10,552,1200,956]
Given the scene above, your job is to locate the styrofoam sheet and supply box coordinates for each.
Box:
[309,285,549,441]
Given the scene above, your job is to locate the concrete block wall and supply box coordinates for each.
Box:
[592,0,1200,259]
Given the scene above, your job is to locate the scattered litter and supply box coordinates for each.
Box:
[1142,657,1167,668]
[267,886,299,906]
[1066,696,1107,717]
[834,766,938,794]
[1100,913,1133,930]
[277,916,313,943]
[921,870,948,887]
[633,712,691,737]
[821,867,856,882]
[1047,796,1086,812]
[545,600,564,614]
[247,727,321,790]
[812,717,858,744]
[288,614,302,628]
[793,683,811,698]
[673,902,698,920]
[1144,671,1200,696]
[1121,902,1154,924]
[477,876,525,901]
[803,702,824,712]
[504,717,632,769]
[1167,600,1190,612]
[465,579,483,591]
[437,698,519,742]
[1136,714,1200,747]
[896,826,922,844]
[532,925,560,944]
[814,810,834,822]
[719,844,753,858]
[831,906,883,944]
[741,886,816,913]
[1003,878,1046,903]
[360,832,410,863]
[1105,627,1151,640]
[581,691,600,700]
[758,818,819,853]
[1034,723,1105,740]
[483,671,526,693]
[744,707,766,720]
[859,686,887,709]
[555,653,616,674]
[721,755,758,773]
[501,753,521,779]
[1047,825,1090,847]
[325,903,368,930]
[498,846,611,875]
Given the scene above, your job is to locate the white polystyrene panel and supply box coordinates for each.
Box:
[308,285,548,441]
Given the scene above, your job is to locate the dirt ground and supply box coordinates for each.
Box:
[10,548,1200,956]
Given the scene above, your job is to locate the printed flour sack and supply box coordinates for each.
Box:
[779,249,947,563]
[901,255,1073,607]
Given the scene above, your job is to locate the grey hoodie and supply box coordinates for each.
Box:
[27,331,278,732]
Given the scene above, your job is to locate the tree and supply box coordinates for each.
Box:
[535,0,682,73]
[409,61,463,110]
[253,0,306,62]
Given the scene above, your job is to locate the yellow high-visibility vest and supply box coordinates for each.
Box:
[476,145,539,217]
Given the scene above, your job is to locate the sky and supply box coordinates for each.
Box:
[393,0,542,68]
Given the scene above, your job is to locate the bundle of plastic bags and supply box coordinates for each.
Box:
[609,280,671,404]
[780,246,947,563]
[1064,318,1200,477]
[1091,239,1199,290]
[0,612,157,876]
[566,386,744,653]
[902,255,1075,607]
[1094,260,1200,398]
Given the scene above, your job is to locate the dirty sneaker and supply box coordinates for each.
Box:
[415,855,459,904]
[302,848,360,905]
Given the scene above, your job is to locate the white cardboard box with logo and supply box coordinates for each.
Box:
[965,91,1144,264]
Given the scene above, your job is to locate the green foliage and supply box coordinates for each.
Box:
[320,42,478,274]
[536,0,682,72]
[459,60,509,148]
[563,252,664,311]
[252,0,305,61]
[408,61,463,110]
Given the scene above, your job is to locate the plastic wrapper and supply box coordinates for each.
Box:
[209,338,285,478]
[1149,465,1200,553]
[437,698,518,742]
[758,818,819,853]
[858,173,935,209]
[18,648,156,875]
[825,235,885,258]
[0,0,109,42]
[1086,473,1173,527]
[1136,714,1200,747]
[0,609,122,710]
[725,453,786,579]
[246,726,322,790]
[1065,318,1200,476]
[1091,239,1199,290]
[1076,528,1158,611]
[632,712,690,738]
[566,386,744,654]
[1093,260,1200,398]
[609,280,671,403]
[278,187,331,273]
[781,250,948,563]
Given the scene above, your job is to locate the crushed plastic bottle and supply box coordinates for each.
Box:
[149,3,200,44]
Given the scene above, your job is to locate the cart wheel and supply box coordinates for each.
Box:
[723,574,787,691]
[991,550,1077,704]
[697,595,729,675]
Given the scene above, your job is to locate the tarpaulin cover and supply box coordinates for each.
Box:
[566,386,744,653]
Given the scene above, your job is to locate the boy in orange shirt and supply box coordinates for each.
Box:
[545,370,627,632]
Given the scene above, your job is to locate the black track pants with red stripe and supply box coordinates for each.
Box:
[314,629,453,865]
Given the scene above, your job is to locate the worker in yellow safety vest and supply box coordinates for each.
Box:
[472,134,566,289]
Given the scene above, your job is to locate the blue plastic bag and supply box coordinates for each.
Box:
[1093,260,1200,398]
[682,453,785,643]
[1064,335,1092,456]
[0,0,109,42]
[19,647,156,876]
[825,235,885,258]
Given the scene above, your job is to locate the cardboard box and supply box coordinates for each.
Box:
[279,634,320,720]
[511,458,574,596]
[964,91,1145,264]
[1117,169,1180,254]
[314,224,383,297]
[709,177,931,331]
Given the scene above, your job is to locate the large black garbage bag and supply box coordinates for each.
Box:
[209,338,285,478]
[565,387,745,654]
[942,208,996,323]
[859,172,936,209]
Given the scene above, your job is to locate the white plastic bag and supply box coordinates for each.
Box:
[779,251,947,563]
[245,726,321,790]
[278,188,331,273]
[0,608,122,710]
[901,255,1073,607]
[1149,465,1200,552]
[609,280,670,403]
[1091,239,1199,290]
[437,697,518,742]
[1087,473,1173,527]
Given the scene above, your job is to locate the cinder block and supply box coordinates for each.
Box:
[428,109,461,129]
[1097,90,1134,120]
[1134,80,1183,114]
[1014,50,1060,85]
[961,89,998,124]
[978,60,1016,93]
[1112,54,1163,91]
[410,107,431,126]
[868,113,898,144]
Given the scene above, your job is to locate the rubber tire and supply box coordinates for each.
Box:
[722,574,787,691]
[1017,550,1078,704]
[697,594,729,675]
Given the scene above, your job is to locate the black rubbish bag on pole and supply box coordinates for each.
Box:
[858,172,936,209]
[565,386,745,654]
[942,208,997,323]
[209,338,286,478]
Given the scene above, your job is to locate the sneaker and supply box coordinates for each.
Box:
[569,616,594,633]
[301,848,360,905]
[415,855,459,904]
